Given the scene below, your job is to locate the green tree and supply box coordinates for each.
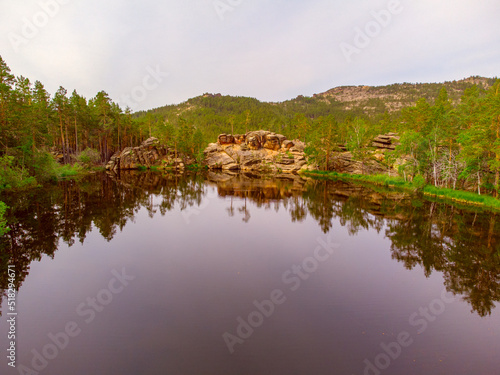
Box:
[52,86,70,163]
[0,56,15,153]
[485,81,500,196]
[0,201,9,236]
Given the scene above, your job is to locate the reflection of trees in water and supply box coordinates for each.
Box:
[303,180,500,317]
[385,202,500,317]
[1,172,499,317]
[227,176,500,316]
[0,172,207,316]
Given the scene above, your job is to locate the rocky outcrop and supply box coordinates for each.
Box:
[325,133,401,175]
[106,137,194,171]
[327,152,389,175]
[204,131,313,173]
[371,133,400,150]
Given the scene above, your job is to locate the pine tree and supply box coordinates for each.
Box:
[485,80,500,196]
[0,56,15,152]
[52,86,70,163]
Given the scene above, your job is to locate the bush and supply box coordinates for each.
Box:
[31,151,59,181]
[77,148,101,168]
[32,151,83,180]
[57,164,83,178]
[0,201,9,236]
[412,174,426,190]
[0,155,36,189]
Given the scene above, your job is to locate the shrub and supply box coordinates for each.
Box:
[31,151,59,181]
[32,151,83,180]
[77,148,101,168]
[57,164,83,178]
[0,155,36,189]
[0,201,9,236]
[412,174,426,190]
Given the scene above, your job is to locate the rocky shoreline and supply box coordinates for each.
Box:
[105,131,401,177]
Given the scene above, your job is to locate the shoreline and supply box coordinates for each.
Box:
[301,170,500,212]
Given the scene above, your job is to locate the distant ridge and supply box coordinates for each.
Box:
[307,76,495,114]
[138,76,497,121]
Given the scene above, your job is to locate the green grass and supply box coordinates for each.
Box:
[302,170,500,211]
[302,171,417,191]
[56,164,83,178]
[186,164,207,171]
[423,185,500,209]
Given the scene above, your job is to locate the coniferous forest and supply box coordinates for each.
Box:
[1,55,499,200]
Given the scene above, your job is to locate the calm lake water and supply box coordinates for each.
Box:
[1,171,499,375]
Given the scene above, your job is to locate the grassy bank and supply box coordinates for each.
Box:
[301,170,500,211]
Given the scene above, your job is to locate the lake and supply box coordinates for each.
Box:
[1,171,499,375]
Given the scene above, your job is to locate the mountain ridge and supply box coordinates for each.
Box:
[138,76,497,120]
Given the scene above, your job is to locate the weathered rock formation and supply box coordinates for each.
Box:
[204,130,313,173]
[326,133,401,175]
[106,137,194,171]
[371,133,400,151]
[327,152,389,175]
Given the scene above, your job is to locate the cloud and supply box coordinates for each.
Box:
[0,0,497,110]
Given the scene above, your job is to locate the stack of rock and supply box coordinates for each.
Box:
[106,137,193,171]
[371,133,400,151]
[204,130,313,173]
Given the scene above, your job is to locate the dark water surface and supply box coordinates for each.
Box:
[1,171,499,375]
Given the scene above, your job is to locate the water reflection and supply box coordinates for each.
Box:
[1,171,499,317]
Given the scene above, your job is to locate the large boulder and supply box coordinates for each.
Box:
[106,137,187,171]
[204,143,239,170]
[218,134,234,145]
[263,134,282,151]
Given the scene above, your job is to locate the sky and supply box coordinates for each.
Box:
[0,0,499,111]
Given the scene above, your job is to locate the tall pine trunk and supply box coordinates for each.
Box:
[74,117,79,154]
[65,119,70,162]
[59,112,67,163]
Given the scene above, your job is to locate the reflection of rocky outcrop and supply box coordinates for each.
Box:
[206,172,309,201]
[106,137,194,171]
[204,130,313,173]
[1,172,499,317]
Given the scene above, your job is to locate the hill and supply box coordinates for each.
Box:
[136,76,496,123]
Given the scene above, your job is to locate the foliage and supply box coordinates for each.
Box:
[0,201,9,236]
[77,148,101,168]
[0,155,36,190]
[0,54,499,199]
[56,163,83,178]
[412,174,426,190]
[31,151,60,181]
[303,170,500,211]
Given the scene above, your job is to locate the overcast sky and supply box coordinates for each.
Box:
[1,0,498,111]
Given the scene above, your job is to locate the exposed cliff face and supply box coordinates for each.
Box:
[311,77,494,114]
[204,130,314,173]
[106,137,194,171]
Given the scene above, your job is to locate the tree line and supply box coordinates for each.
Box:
[1,54,499,197]
[1,56,139,173]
